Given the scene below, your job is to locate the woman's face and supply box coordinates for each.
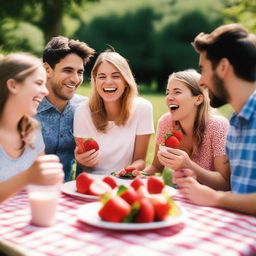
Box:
[17,66,48,115]
[94,61,127,103]
[165,77,201,121]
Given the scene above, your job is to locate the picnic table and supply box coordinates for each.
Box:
[0,184,255,256]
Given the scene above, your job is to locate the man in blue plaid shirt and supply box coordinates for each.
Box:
[174,23,256,215]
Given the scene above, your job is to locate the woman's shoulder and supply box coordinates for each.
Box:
[133,97,153,108]
[206,115,230,135]
[75,100,90,114]
[207,115,229,128]
[158,112,171,124]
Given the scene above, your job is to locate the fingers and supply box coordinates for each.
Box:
[37,154,60,162]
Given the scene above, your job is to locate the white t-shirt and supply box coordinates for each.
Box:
[74,97,154,174]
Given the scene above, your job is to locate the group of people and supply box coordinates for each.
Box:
[0,23,255,215]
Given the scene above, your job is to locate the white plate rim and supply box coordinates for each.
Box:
[77,201,186,230]
[62,179,176,201]
[61,180,99,200]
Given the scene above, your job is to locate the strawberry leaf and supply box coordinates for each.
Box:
[123,201,140,223]
[117,185,128,195]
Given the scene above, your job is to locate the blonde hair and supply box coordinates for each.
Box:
[89,50,138,132]
[0,53,42,150]
[169,69,211,155]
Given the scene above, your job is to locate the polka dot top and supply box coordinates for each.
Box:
[156,112,230,171]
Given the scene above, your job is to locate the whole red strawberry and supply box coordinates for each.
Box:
[75,137,99,154]
[98,196,131,223]
[134,197,154,223]
[172,129,183,142]
[147,176,165,194]
[164,133,180,149]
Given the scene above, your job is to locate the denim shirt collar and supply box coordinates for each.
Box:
[37,97,72,114]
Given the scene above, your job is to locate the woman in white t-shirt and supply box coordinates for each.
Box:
[74,49,154,175]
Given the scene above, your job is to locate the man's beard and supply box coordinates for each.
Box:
[209,73,229,108]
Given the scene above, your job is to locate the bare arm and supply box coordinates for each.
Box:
[176,176,256,215]
[0,154,64,203]
[143,143,164,175]
[158,148,230,190]
[131,134,151,171]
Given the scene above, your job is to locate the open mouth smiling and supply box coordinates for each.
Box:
[103,87,117,93]
[169,104,179,111]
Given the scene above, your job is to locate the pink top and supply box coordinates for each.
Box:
[156,112,230,171]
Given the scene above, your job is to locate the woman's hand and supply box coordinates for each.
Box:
[74,147,99,168]
[26,154,64,185]
[157,148,192,170]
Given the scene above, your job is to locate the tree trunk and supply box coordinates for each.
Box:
[42,0,65,43]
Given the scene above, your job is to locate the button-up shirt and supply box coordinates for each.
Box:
[36,94,86,181]
[226,91,256,193]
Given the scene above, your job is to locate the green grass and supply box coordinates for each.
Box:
[77,84,233,164]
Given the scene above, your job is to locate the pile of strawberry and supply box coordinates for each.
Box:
[162,129,183,149]
[111,166,148,179]
[76,173,118,196]
[98,176,176,223]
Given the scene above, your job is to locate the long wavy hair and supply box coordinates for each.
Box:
[0,53,43,150]
[169,69,211,155]
[89,50,138,132]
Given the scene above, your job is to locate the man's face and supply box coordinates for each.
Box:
[46,53,84,101]
[198,51,229,108]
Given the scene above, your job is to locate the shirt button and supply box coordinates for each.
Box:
[60,134,64,138]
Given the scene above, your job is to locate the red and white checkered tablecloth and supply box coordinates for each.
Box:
[0,190,255,256]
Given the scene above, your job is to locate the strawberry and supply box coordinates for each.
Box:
[87,179,112,196]
[130,178,144,191]
[172,129,183,142]
[76,173,94,194]
[164,133,180,149]
[102,176,117,189]
[75,137,99,154]
[148,194,171,221]
[147,176,165,194]
[117,185,139,205]
[134,197,154,223]
[124,166,137,173]
[98,196,131,222]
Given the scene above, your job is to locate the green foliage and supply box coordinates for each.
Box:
[223,0,256,32]
[0,19,44,55]
[76,0,225,91]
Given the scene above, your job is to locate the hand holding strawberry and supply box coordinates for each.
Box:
[75,137,99,154]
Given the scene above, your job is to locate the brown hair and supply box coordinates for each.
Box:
[89,50,138,132]
[168,69,211,155]
[43,36,95,68]
[0,53,43,150]
[192,23,256,82]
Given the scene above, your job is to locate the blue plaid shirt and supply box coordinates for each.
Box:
[36,94,86,181]
[226,92,256,194]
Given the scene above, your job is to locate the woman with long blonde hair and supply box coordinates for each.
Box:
[74,49,154,174]
[144,69,230,190]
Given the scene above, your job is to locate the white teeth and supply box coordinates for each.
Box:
[169,104,179,110]
[103,87,117,92]
[65,84,76,88]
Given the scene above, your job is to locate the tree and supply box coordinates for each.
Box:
[0,0,97,42]
[222,0,256,32]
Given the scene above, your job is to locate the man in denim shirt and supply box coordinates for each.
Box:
[36,36,95,181]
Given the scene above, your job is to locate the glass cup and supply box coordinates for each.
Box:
[27,184,61,227]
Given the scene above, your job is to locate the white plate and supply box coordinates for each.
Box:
[77,202,186,230]
[62,180,99,200]
[61,175,176,201]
